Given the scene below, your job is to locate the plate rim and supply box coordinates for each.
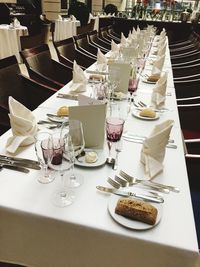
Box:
[108,194,163,230]
[132,110,159,121]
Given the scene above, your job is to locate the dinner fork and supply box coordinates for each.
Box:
[119,170,180,193]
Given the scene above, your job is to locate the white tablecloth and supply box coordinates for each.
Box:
[0,37,199,267]
[54,19,80,42]
[0,24,28,62]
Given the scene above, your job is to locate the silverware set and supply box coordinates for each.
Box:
[106,170,180,194]
[0,155,40,173]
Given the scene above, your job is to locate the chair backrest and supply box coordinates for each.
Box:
[175,78,200,98]
[173,63,200,78]
[20,44,55,79]
[53,37,76,64]
[20,24,50,50]
[77,19,95,35]
[74,33,97,56]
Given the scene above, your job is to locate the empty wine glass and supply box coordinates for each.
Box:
[34,131,55,184]
[62,120,85,188]
[50,130,74,207]
[106,117,124,163]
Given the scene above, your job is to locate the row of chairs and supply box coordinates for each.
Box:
[19,27,120,90]
[170,31,200,248]
[0,25,121,135]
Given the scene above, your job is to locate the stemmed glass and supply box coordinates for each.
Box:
[106,117,125,163]
[50,130,74,207]
[62,120,85,188]
[34,131,55,184]
[108,68,120,104]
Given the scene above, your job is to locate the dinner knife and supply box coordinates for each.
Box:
[0,159,41,170]
[0,163,30,173]
[0,155,40,166]
[96,186,164,203]
[122,137,177,149]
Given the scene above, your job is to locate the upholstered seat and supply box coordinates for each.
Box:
[172,63,200,78]
[20,44,73,89]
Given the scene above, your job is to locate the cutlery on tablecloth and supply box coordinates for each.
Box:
[0,163,30,173]
[123,136,177,149]
[120,170,180,193]
[96,186,164,203]
[113,141,123,170]
[122,132,174,143]
[0,159,40,170]
[0,155,40,166]
[107,176,169,194]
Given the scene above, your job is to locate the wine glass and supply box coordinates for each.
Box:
[106,117,125,163]
[62,120,85,188]
[50,130,74,207]
[108,67,120,104]
[34,131,55,184]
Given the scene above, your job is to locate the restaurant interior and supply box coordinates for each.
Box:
[0,0,200,266]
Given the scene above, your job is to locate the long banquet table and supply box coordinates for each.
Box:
[0,36,200,267]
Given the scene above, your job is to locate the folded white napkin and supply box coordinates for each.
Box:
[157,42,167,57]
[70,61,87,93]
[111,40,119,53]
[151,72,168,108]
[120,32,128,47]
[97,48,107,65]
[160,28,166,38]
[70,15,77,21]
[13,18,20,27]
[151,54,165,76]
[140,120,174,179]
[58,15,62,20]
[6,97,38,154]
[88,13,94,23]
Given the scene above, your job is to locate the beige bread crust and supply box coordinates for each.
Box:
[139,108,156,118]
[147,74,160,82]
[115,198,158,225]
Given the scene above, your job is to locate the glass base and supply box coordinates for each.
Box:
[66,173,84,188]
[52,189,75,207]
[38,170,55,184]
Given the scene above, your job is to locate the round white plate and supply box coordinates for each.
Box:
[132,110,159,121]
[75,148,107,168]
[108,194,163,230]
[142,77,157,84]
[47,114,68,123]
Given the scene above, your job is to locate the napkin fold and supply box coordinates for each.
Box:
[13,18,20,27]
[58,15,62,20]
[111,40,119,53]
[151,54,165,76]
[70,15,77,21]
[6,97,38,154]
[97,48,107,65]
[151,72,168,108]
[140,120,174,179]
[120,32,127,47]
[70,61,87,93]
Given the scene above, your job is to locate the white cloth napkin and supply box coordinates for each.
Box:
[70,15,77,21]
[13,18,20,27]
[88,13,94,23]
[58,15,62,20]
[70,61,87,93]
[97,48,107,65]
[151,72,168,108]
[111,40,119,53]
[6,97,38,154]
[151,54,165,76]
[120,32,127,47]
[140,120,174,179]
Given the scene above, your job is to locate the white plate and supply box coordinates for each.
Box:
[47,114,69,123]
[75,148,107,168]
[108,194,163,230]
[142,77,157,84]
[132,110,159,121]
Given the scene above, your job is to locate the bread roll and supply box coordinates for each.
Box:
[139,108,156,118]
[115,198,158,225]
[89,74,104,82]
[147,74,160,82]
[57,106,69,116]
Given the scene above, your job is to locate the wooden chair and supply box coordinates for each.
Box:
[172,58,200,68]
[171,50,200,65]
[172,63,200,78]
[98,27,113,45]
[87,30,110,52]
[77,19,95,35]
[20,23,51,50]
[169,31,199,48]
[73,33,97,59]
[53,37,95,69]
[107,25,121,42]
[20,44,73,89]
[0,56,57,135]
[184,138,200,249]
